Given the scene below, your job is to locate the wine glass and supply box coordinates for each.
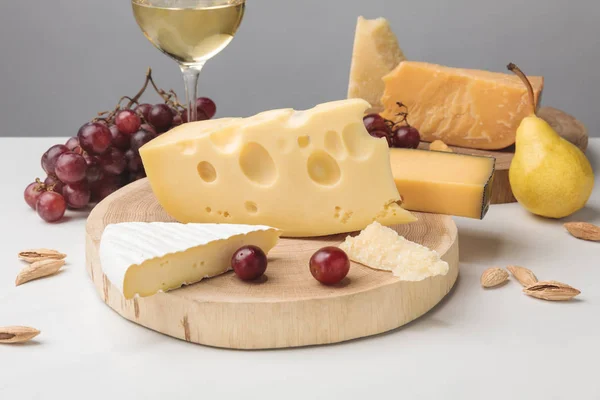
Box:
[132,0,245,121]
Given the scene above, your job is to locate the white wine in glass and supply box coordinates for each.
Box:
[132,0,245,121]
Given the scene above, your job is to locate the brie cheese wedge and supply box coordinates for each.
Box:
[99,222,281,299]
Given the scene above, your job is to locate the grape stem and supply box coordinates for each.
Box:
[34,177,52,192]
[381,102,412,139]
[93,67,188,124]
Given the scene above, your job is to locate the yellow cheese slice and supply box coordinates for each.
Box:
[381,61,544,150]
[347,16,406,110]
[390,148,495,219]
[140,99,416,237]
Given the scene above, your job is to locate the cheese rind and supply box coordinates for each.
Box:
[347,16,406,110]
[140,99,416,237]
[99,222,281,299]
[381,61,544,150]
[339,222,449,281]
[390,148,495,219]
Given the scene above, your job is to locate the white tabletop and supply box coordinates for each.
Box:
[1,137,599,399]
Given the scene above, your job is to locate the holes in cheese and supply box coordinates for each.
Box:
[140,99,416,237]
[307,151,341,186]
[390,148,495,219]
[381,61,544,150]
[245,201,258,213]
[297,135,310,148]
[100,223,281,299]
[342,122,372,159]
[209,126,240,153]
[197,161,217,182]
[324,130,345,158]
[239,142,278,186]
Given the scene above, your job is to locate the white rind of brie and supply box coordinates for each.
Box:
[99,222,280,299]
[339,222,449,281]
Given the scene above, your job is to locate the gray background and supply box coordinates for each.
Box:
[1,0,598,138]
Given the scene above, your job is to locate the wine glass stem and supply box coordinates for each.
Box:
[180,64,205,122]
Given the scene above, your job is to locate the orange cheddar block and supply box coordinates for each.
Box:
[390,148,495,219]
[381,61,544,150]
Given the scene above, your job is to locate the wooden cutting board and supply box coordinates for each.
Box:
[419,107,588,205]
[85,179,459,349]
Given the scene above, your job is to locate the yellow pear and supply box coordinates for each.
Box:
[508,63,594,218]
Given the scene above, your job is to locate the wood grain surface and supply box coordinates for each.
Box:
[85,179,459,349]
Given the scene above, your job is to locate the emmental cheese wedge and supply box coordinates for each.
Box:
[347,16,406,110]
[381,62,544,150]
[390,148,495,219]
[140,99,416,237]
[100,222,281,299]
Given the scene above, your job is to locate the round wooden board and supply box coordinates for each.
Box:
[418,106,588,204]
[85,179,459,349]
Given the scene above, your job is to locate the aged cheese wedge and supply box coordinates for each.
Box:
[100,222,281,299]
[381,61,544,150]
[390,148,495,219]
[347,16,406,110]
[140,99,416,237]
[339,222,449,281]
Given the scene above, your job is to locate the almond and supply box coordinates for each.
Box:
[0,326,40,344]
[15,259,65,286]
[507,265,538,287]
[18,248,66,263]
[523,280,580,301]
[564,222,600,242]
[481,267,509,288]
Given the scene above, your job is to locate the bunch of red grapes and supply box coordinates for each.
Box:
[362,102,421,149]
[24,70,216,223]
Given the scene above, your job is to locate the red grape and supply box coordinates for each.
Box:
[129,171,146,182]
[369,130,393,147]
[36,191,66,222]
[63,181,91,209]
[309,247,350,285]
[83,153,103,183]
[24,181,45,210]
[65,137,80,151]
[231,245,268,281]
[99,147,126,175]
[78,122,113,155]
[140,123,157,136]
[109,125,130,150]
[197,97,216,119]
[172,114,183,127]
[41,145,69,174]
[130,129,156,154]
[148,104,173,131]
[115,110,142,135]
[134,103,152,121]
[125,149,143,172]
[44,175,65,194]
[363,113,390,133]
[55,152,87,184]
[391,125,421,149]
[180,108,208,123]
[90,175,120,202]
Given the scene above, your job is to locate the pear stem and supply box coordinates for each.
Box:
[507,63,536,116]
